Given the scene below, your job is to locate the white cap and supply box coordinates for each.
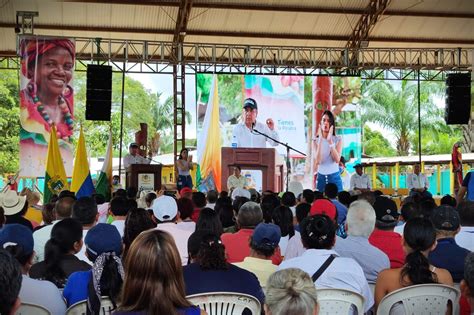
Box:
[152,195,178,222]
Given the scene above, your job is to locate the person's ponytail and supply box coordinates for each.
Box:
[401,250,436,285]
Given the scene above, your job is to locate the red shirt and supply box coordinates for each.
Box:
[369,229,405,268]
[221,229,282,265]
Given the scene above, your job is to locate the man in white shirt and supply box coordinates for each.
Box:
[232,98,279,148]
[123,142,151,169]
[456,201,474,251]
[350,163,371,193]
[407,163,431,198]
[227,166,247,191]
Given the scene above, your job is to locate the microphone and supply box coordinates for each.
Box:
[251,122,255,131]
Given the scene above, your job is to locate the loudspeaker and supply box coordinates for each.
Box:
[445,73,471,125]
[86,65,112,121]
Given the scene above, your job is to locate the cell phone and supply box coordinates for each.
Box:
[164,190,177,197]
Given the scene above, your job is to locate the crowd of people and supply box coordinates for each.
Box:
[0,174,474,314]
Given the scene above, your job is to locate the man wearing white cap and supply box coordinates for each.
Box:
[153,194,193,265]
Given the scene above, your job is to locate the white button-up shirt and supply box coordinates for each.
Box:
[350,173,372,190]
[278,248,374,313]
[407,172,429,190]
[227,175,247,191]
[123,154,151,169]
[232,121,279,148]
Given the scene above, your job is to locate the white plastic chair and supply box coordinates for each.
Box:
[187,292,261,315]
[66,297,115,315]
[15,303,51,315]
[316,288,365,315]
[376,284,460,315]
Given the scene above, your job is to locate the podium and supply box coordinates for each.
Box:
[126,164,162,191]
[221,147,283,192]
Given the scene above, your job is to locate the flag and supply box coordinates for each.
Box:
[71,126,95,198]
[43,124,69,203]
[197,74,222,191]
[95,130,113,201]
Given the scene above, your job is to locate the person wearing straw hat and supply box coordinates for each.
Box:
[0,190,32,230]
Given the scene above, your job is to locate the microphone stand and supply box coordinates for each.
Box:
[252,125,306,192]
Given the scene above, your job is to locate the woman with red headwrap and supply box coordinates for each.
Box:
[19,38,75,175]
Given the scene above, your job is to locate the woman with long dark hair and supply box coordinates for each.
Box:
[29,218,90,288]
[375,217,453,312]
[122,208,155,259]
[314,110,343,192]
[176,148,194,191]
[271,205,295,254]
[196,208,223,236]
[115,230,204,315]
[63,224,124,313]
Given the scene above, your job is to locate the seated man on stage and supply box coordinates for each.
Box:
[123,143,151,169]
[407,163,431,198]
[227,166,247,191]
[350,163,371,193]
[232,98,279,148]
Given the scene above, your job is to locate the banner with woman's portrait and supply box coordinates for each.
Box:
[19,37,75,177]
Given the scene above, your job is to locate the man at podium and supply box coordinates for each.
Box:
[232,98,279,148]
[123,143,151,169]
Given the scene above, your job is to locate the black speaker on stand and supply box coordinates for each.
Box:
[86,65,112,121]
[445,73,471,125]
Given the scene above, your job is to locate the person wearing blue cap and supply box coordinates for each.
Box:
[0,224,66,315]
[231,98,279,148]
[63,223,124,312]
[123,142,151,169]
[234,223,281,288]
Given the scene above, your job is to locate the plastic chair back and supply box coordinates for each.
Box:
[317,288,365,315]
[15,303,51,315]
[187,292,261,315]
[66,297,115,315]
[376,284,460,315]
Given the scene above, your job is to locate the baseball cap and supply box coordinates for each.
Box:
[0,224,34,257]
[431,205,460,231]
[354,163,363,168]
[85,223,122,258]
[129,142,139,148]
[243,98,258,110]
[252,223,281,248]
[0,190,27,216]
[310,199,337,221]
[180,187,193,195]
[373,196,399,223]
[152,195,178,222]
[231,188,251,200]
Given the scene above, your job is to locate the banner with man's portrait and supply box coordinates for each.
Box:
[19,37,75,177]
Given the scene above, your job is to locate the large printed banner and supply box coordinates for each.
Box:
[19,37,75,177]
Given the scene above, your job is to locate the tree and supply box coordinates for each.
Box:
[363,125,397,157]
[0,69,20,174]
[360,80,446,156]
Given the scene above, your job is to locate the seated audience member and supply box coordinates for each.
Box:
[63,224,124,312]
[281,191,297,217]
[72,197,99,264]
[196,208,223,236]
[324,183,347,225]
[461,253,474,310]
[21,188,42,226]
[358,191,376,205]
[0,224,66,315]
[337,191,352,208]
[0,249,22,315]
[294,203,311,232]
[144,191,157,209]
[418,198,437,218]
[1,190,32,230]
[206,190,218,210]
[191,191,207,222]
[288,182,304,202]
[122,208,155,259]
[265,268,319,315]
[109,196,129,237]
[35,202,55,231]
[153,195,193,265]
[429,205,470,282]
[407,163,432,198]
[456,201,474,252]
[30,218,91,288]
[227,166,247,191]
[284,199,337,260]
[350,163,372,193]
[369,196,405,268]
[180,187,193,200]
[375,217,453,311]
[334,200,390,283]
[441,194,457,207]
[183,230,265,306]
[224,196,251,233]
[115,230,204,315]
[261,194,280,224]
[271,205,295,254]
[218,203,235,230]
[278,214,374,313]
[299,189,315,205]
[33,196,75,262]
[221,201,282,264]
[126,187,138,200]
[234,223,281,288]
[177,197,197,232]
[214,196,232,213]
[394,201,419,235]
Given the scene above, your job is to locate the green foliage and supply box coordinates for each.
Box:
[363,125,397,157]
[0,70,20,174]
[360,80,446,156]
